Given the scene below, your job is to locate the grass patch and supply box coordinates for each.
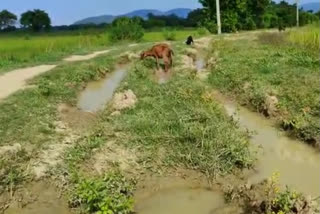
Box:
[208,33,320,144]
[102,56,253,176]
[288,24,319,51]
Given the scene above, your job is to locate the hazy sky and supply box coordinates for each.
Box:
[0,0,316,25]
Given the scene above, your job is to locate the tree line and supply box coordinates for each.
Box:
[0,1,319,33]
[0,9,50,32]
[198,0,319,32]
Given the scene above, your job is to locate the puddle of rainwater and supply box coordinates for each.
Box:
[4,182,71,214]
[78,65,128,112]
[135,187,229,214]
[222,99,320,196]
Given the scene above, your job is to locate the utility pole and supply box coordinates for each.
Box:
[296,0,299,27]
[216,0,221,34]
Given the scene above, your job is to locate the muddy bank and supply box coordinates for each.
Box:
[3,182,71,214]
[215,93,320,196]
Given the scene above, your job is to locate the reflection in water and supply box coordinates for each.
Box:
[78,66,128,112]
[223,100,320,196]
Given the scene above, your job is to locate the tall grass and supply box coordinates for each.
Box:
[0,33,110,71]
[288,24,319,51]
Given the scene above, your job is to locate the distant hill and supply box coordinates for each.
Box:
[301,2,320,12]
[74,8,192,25]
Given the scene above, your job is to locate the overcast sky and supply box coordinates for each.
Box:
[0,0,316,26]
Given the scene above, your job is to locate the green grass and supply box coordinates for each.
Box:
[0,29,197,73]
[207,32,320,144]
[98,51,253,176]
[288,24,319,51]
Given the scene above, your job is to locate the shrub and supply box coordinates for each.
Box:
[197,27,209,36]
[109,17,144,42]
[162,28,177,41]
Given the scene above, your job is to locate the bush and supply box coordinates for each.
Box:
[109,17,144,42]
[203,19,217,34]
[197,27,209,36]
[162,28,177,41]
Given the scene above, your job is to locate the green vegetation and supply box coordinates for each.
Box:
[69,171,135,214]
[102,54,253,176]
[162,28,177,41]
[109,17,144,42]
[20,9,51,31]
[208,30,319,144]
[199,0,318,33]
[288,24,319,51]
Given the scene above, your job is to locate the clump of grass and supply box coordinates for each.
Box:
[162,28,177,41]
[288,24,319,51]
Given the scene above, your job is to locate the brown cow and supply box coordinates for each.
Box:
[140,43,174,72]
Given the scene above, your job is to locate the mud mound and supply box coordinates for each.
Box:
[112,90,137,111]
[263,95,279,117]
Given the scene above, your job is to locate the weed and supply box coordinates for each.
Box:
[69,171,135,214]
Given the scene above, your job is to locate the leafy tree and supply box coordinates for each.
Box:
[187,9,206,27]
[0,10,17,30]
[20,9,51,31]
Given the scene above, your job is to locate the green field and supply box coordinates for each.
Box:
[0,29,197,72]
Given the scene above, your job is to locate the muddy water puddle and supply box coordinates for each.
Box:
[136,187,227,214]
[134,175,239,214]
[78,65,128,112]
[222,98,320,196]
[4,182,71,214]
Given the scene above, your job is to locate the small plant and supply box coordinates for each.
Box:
[69,171,135,214]
[162,29,177,41]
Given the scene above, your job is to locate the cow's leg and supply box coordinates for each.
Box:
[156,57,160,70]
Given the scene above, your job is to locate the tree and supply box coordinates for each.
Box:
[20,9,51,31]
[187,9,206,27]
[199,0,248,32]
[0,10,17,30]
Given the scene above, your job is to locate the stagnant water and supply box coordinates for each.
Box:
[77,65,128,112]
[135,187,226,214]
[195,55,320,196]
[223,100,320,196]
